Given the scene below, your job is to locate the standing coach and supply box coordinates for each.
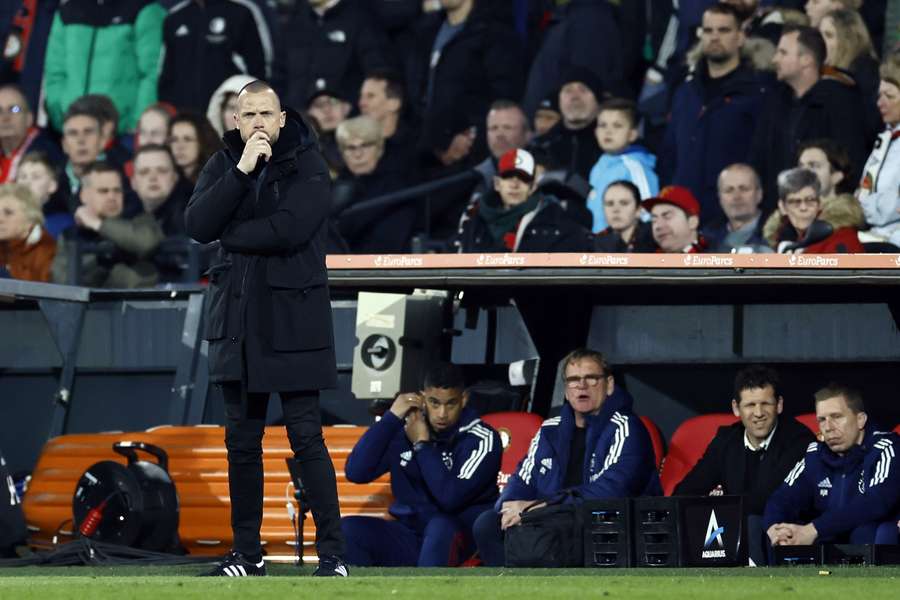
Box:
[185,80,347,577]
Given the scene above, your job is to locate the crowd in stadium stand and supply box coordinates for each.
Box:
[2,0,900,286]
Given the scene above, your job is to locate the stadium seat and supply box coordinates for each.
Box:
[638,415,666,471]
[659,413,739,496]
[481,411,544,491]
[22,425,391,559]
[794,413,820,439]
[895,424,900,434]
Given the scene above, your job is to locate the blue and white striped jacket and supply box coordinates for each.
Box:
[346,406,501,533]
[498,388,661,508]
[763,425,900,541]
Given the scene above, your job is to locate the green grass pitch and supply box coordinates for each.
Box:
[0,566,899,599]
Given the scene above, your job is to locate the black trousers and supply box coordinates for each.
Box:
[220,382,345,558]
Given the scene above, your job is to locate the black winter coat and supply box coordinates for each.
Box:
[184,110,337,393]
[661,63,767,222]
[529,121,601,181]
[673,417,815,515]
[406,8,525,155]
[749,77,873,209]
[333,160,413,253]
[158,0,273,113]
[521,0,625,117]
[275,0,391,110]
[594,221,655,253]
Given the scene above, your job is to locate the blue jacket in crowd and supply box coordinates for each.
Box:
[345,406,502,533]
[763,425,900,541]
[587,145,659,232]
[498,388,661,508]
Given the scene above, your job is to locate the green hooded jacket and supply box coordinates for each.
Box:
[43,0,165,132]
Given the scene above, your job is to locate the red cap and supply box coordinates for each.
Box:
[497,148,536,181]
[642,185,700,217]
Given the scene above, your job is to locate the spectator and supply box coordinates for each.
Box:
[275,0,391,112]
[662,3,767,225]
[674,365,815,566]
[15,151,71,239]
[530,67,605,181]
[332,116,413,253]
[593,180,656,253]
[131,144,189,237]
[701,163,769,252]
[532,94,561,137]
[67,94,132,169]
[472,348,662,567]
[453,148,593,254]
[358,69,416,176]
[0,84,63,183]
[167,113,222,185]
[51,162,164,287]
[763,167,864,253]
[407,0,525,167]
[587,98,658,232]
[470,100,532,197]
[136,103,176,149]
[797,139,854,200]
[764,383,900,548]
[522,0,625,118]
[644,185,708,253]
[819,8,881,127]
[342,363,502,566]
[305,79,353,174]
[53,106,106,214]
[750,26,872,207]
[0,183,56,282]
[43,0,165,132]
[206,75,256,138]
[858,57,900,248]
[1,0,59,111]
[158,0,272,114]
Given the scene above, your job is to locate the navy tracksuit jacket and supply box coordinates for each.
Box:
[345,406,502,534]
[763,425,900,542]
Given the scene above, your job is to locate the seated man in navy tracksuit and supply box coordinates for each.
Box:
[341,363,502,566]
[764,383,900,552]
[472,348,662,566]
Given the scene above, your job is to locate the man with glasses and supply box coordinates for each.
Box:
[674,365,814,565]
[0,84,62,183]
[341,362,501,567]
[472,348,661,566]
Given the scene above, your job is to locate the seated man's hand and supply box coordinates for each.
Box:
[390,392,423,420]
[708,484,724,496]
[404,407,430,444]
[783,523,818,546]
[500,500,545,531]
[74,206,102,232]
[766,523,794,546]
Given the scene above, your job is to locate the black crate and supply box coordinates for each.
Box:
[633,497,681,567]
[582,499,632,567]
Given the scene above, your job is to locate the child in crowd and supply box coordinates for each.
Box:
[15,152,72,238]
[587,99,659,232]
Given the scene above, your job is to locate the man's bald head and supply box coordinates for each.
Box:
[237,80,281,112]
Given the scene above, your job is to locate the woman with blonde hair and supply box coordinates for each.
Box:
[857,53,900,249]
[818,8,880,103]
[332,115,412,253]
[0,183,56,282]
